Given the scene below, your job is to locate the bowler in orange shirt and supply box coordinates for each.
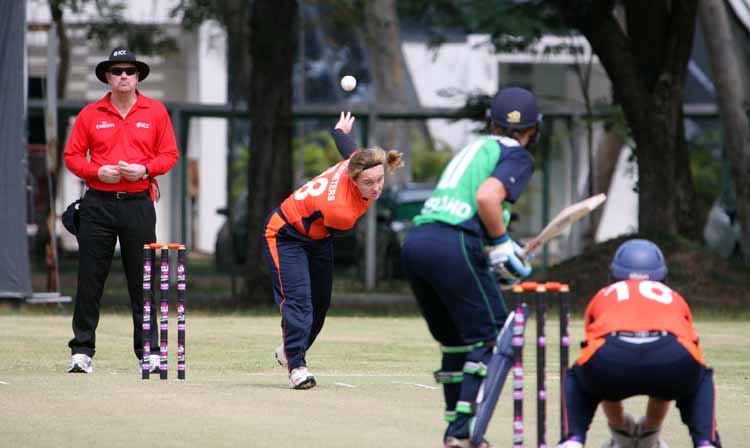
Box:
[263,112,404,389]
[558,239,721,448]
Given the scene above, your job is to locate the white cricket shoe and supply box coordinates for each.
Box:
[443,436,490,448]
[68,354,93,374]
[635,434,668,448]
[443,437,470,448]
[558,441,584,448]
[275,344,287,367]
[602,412,637,448]
[634,417,668,448]
[289,366,316,390]
[141,354,161,373]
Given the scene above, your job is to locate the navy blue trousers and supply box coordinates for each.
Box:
[402,223,508,439]
[564,334,721,447]
[262,210,333,371]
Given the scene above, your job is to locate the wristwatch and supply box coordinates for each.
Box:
[142,166,149,179]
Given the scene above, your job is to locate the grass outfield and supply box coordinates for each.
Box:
[0,312,747,447]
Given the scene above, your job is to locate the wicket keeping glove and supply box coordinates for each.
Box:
[487,233,532,286]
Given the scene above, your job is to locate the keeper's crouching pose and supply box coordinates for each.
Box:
[558,239,721,448]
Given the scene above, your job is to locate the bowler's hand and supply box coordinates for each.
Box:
[98,165,121,184]
[119,163,147,181]
[335,111,355,135]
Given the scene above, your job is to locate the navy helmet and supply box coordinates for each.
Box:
[488,87,541,129]
[609,239,667,281]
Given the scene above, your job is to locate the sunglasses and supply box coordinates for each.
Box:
[109,67,138,76]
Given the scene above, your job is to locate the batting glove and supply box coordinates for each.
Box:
[487,234,532,286]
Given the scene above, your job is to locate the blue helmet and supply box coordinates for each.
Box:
[488,87,540,129]
[609,239,667,281]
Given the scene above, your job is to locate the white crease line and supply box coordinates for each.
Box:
[242,373,430,378]
[333,382,356,388]
[391,381,437,390]
[0,381,9,385]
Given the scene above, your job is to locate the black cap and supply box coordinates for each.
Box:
[95,47,150,84]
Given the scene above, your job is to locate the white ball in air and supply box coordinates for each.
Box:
[340,75,357,92]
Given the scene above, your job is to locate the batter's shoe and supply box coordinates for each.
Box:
[695,443,717,448]
[68,354,93,374]
[601,412,637,448]
[275,344,287,367]
[289,366,316,390]
[557,440,584,448]
[443,436,490,448]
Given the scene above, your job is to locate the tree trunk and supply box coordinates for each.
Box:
[218,0,252,106]
[556,0,700,238]
[591,126,624,231]
[242,0,297,304]
[49,1,69,99]
[363,0,410,183]
[698,0,750,264]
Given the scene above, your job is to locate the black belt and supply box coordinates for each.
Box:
[87,189,149,200]
[611,330,668,338]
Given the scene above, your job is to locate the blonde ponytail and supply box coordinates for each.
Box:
[385,150,405,174]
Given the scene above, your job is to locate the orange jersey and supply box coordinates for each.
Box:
[280,160,371,239]
[578,280,703,365]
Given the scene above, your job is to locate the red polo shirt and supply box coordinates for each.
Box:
[63,90,179,193]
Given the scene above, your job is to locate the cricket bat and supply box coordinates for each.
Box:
[520,193,607,259]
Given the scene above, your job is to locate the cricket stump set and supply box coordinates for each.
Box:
[511,281,571,448]
[142,243,187,380]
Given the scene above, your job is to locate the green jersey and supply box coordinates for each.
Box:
[414,136,514,230]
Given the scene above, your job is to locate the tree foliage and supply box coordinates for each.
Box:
[400,0,705,240]
[556,0,702,238]
[397,0,568,50]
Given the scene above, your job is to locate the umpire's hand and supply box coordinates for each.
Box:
[98,165,121,183]
[119,163,148,182]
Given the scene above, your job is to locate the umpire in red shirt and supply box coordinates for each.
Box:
[63,47,179,374]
